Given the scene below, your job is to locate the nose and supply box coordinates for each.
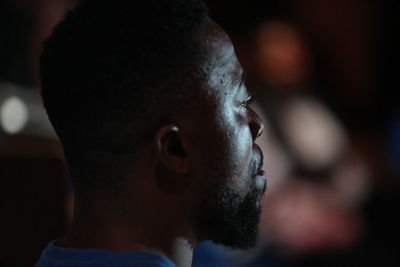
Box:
[249,109,264,140]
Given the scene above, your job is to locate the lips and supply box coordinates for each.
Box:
[256,169,265,176]
[253,145,267,192]
[255,169,267,190]
[254,167,267,194]
[254,145,264,175]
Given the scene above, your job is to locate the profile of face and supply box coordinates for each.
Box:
[186,20,267,249]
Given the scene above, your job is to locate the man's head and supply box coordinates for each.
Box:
[42,0,266,250]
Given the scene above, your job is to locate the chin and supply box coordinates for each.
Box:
[195,183,262,250]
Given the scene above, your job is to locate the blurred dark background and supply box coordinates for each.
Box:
[1,0,399,266]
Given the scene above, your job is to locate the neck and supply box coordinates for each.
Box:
[59,197,195,267]
[172,238,195,267]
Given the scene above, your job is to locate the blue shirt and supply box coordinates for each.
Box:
[35,241,176,267]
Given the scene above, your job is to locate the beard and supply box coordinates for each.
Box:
[194,172,264,249]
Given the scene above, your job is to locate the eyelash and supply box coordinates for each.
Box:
[240,95,254,108]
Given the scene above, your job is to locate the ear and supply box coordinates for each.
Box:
[155,124,189,173]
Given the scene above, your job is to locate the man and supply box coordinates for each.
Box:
[35,0,266,266]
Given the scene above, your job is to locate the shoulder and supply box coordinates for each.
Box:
[35,241,176,267]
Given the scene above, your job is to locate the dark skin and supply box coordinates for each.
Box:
[59,18,265,267]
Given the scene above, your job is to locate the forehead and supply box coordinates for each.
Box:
[197,19,243,96]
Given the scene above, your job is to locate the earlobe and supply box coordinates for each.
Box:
[155,124,189,173]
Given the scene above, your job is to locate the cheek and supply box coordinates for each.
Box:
[224,107,253,160]
[218,110,254,192]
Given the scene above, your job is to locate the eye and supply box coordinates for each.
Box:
[240,95,254,108]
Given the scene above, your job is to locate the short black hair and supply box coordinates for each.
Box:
[41,0,208,196]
